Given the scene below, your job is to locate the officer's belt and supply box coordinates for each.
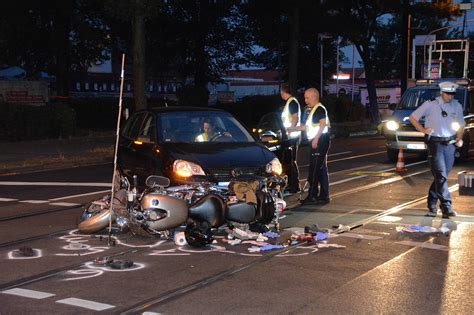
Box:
[429,135,456,143]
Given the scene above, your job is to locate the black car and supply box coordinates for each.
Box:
[118,107,283,186]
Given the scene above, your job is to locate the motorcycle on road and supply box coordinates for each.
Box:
[78,174,286,247]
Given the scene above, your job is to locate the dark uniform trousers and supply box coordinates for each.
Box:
[287,137,300,192]
[307,133,330,200]
[427,141,455,212]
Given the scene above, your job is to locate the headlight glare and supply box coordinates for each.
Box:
[386,120,399,131]
[173,160,205,178]
[266,158,282,175]
[451,122,461,132]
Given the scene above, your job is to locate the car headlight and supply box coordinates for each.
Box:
[386,120,399,131]
[266,158,282,175]
[451,122,461,132]
[173,160,205,178]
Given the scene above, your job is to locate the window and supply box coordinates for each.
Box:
[103,83,107,91]
[76,82,81,91]
[85,83,89,90]
[127,84,131,92]
[111,83,115,91]
[139,114,157,142]
[122,113,146,139]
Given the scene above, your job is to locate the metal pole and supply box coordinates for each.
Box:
[336,36,340,97]
[320,38,324,97]
[351,43,355,102]
[428,43,433,79]
[108,53,126,246]
[464,40,469,78]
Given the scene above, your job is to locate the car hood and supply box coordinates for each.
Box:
[390,110,415,125]
[160,142,276,171]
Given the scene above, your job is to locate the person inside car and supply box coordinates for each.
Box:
[195,119,231,142]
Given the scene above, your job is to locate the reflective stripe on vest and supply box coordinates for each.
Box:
[281,96,301,138]
[306,103,330,139]
[195,133,208,142]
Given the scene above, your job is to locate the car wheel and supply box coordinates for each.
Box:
[387,148,398,163]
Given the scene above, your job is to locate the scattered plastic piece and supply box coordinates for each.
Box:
[227,239,242,246]
[396,225,443,233]
[260,244,284,251]
[263,231,279,239]
[109,260,134,269]
[290,233,314,241]
[314,232,328,241]
[256,234,268,242]
[247,244,284,252]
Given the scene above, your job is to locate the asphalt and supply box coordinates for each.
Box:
[0,132,115,176]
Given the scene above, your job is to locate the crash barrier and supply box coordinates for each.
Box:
[458,171,474,196]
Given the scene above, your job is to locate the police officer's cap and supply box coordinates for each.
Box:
[439,81,458,94]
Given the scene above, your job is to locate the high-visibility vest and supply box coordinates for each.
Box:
[306,103,330,140]
[195,133,209,142]
[281,96,301,139]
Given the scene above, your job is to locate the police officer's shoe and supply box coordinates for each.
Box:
[315,198,331,205]
[442,210,457,219]
[425,209,437,217]
[301,197,317,205]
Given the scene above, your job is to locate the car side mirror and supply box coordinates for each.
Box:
[260,131,279,143]
[388,103,397,111]
[135,136,152,144]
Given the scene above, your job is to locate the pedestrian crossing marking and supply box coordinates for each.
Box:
[49,202,81,207]
[56,298,115,311]
[19,200,49,204]
[1,288,55,299]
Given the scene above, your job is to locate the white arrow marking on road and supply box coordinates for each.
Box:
[0,197,18,202]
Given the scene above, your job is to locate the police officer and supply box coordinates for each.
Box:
[289,88,331,205]
[409,81,465,218]
[280,82,302,193]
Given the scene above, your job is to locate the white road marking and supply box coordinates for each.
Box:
[50,189,110,201]
[0,181,110,187]
[328,150,352,157]
[49,202,81,207]
[329,150,386,163]
[19,200,49,204]
[1,288,55,299]
[143,312,163,315]
[56,298,115,311]
[0,197,18,202]
[395,240,449,251]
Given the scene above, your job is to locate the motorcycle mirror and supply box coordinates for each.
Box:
[145,175,170,188]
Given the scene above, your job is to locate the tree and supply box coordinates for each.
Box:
[243,0,342,93]
[0,0,112,97]
[319,0,460,124]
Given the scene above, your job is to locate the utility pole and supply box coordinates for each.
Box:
[336,36,340,97]
[400,0,410,95]
[320,34,324,97]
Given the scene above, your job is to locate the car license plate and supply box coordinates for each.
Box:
[407,143,426,150]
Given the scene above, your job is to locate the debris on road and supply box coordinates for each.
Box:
[396,225,451,234]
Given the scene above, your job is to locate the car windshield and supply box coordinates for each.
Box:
[157,111,255,143]
[396,88,464,110]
